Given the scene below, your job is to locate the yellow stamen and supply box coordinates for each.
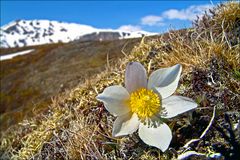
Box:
[129,88,161,119]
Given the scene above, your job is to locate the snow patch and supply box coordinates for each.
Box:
[0,49,35,61]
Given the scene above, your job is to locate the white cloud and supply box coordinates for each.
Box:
[118,4,213,31]
[118,25,142,32]
[162,4,212,21]
[139,4,212,27]
[141,15,164,26]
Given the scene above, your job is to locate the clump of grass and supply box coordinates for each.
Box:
[194,1,240,46]
[0,1,239,159]
[0,96,71,159]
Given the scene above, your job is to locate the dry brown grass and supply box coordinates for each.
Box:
[0,38,140,130]
[194,1,240,46]
[0,1,239,159]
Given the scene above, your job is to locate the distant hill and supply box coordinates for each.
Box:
[0,20,155,48]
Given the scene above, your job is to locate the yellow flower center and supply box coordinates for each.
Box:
[129,88,161,119]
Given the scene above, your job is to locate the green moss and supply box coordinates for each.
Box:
[233,69,240,80]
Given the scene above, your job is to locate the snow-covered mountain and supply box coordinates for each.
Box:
[0,20,155,48]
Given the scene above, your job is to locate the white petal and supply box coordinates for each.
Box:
[138,122,172,152]
[96,85,130,116]
[125,62,147,93]
[112,113,140,137]
[161,96,197,119]
[148,64,182,99]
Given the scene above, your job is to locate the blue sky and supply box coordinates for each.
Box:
[1,1,223,33]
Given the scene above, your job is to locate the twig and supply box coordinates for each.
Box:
[183,139,200,149]
[200,105,216,139]
[106,52,110,71]
[121,42,129,57]
[182,106,216,149]
[178,151,205,160]
[221,18,232,49]
[147,60,152,74]
[208,72,216,85]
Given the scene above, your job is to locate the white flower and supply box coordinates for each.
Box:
[97,62,197,152]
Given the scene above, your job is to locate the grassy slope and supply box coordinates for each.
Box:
[0,39,141,129]
[0,2,239,160]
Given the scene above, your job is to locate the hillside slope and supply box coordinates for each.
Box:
[0,2,239,160]
[0,38,141,129]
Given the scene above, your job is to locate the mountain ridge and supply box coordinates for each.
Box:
[0,19,155,48]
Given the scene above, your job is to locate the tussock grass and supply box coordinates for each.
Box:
[0,1,239,159]
[194,1,240,46]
